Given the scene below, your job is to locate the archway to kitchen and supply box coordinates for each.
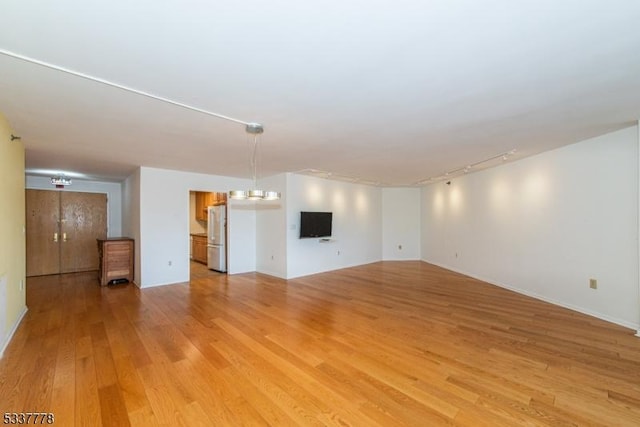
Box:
[188,190,228,280]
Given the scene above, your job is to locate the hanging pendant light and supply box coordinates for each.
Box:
[229,123,281,201]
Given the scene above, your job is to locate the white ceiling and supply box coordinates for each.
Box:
[2,1,640,186]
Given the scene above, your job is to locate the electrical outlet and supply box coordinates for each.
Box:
[398,244,402,250]
[589,278,597,289]
[168,260,172,266]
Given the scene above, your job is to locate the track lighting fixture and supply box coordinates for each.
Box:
[416,149,517,185]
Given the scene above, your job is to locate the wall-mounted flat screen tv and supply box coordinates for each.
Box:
[299,211,332,238]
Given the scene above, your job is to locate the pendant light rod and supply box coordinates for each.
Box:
[0,48,252,126]
[229,122,280,201]
[251,132,258,186]
[246,123,264,186]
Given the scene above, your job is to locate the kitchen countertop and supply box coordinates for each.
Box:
[190,233,207,237]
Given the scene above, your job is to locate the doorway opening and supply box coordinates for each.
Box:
[188,190,228,281]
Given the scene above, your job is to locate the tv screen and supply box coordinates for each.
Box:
[299,211,332,238]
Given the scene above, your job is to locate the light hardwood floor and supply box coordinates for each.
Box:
[1,261,640,426]
[189,260,225,281]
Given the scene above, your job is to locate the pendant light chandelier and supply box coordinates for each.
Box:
[229,123,281,201]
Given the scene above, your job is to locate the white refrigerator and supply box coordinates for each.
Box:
[207,205,227,272]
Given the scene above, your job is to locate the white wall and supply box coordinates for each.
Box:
[227,201,257,277]
[122,169,141,285]
[382,187,421,260]
[421,126,639,329]
[137,167,255,288]
[26,175,123,237]
[286,174,382,279]
[256,174,287,278]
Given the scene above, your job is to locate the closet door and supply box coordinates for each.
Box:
[26,189,108,276]
[60,192,107,273]
[25,189,61,277]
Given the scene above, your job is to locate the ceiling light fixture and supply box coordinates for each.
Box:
[229,124,281,201]
[415,149,517,185]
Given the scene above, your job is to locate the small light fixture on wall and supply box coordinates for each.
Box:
[51,175,72,187]
[229,123,281,201]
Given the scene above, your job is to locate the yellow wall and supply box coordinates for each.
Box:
[0,113,26,356]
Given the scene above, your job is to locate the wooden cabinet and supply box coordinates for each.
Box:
[97,238,134,286]
[195,192,209,221]
[195,192,227,221]
[191,234,208,264]
[209,192,227,206]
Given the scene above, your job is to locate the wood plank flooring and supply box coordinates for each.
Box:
[1,261,640,426]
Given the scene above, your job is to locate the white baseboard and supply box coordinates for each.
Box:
[422,258,640,332]
[0,306,28,359]
[255,269,286,279]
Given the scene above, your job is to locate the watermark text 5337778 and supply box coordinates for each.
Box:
[3,413,55,424]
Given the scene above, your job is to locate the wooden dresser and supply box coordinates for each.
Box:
[97,238,134,286]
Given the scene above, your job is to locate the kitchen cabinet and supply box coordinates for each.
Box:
[195,192,227,221]
[97,238,134,286]
[191,234,208,264]
[209,192,227,206]
[195,192,209,221]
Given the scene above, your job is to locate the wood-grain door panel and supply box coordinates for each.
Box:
[25,189,60,276]
[60,192,107,273]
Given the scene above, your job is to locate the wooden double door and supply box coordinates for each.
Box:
[26,189,107,277]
